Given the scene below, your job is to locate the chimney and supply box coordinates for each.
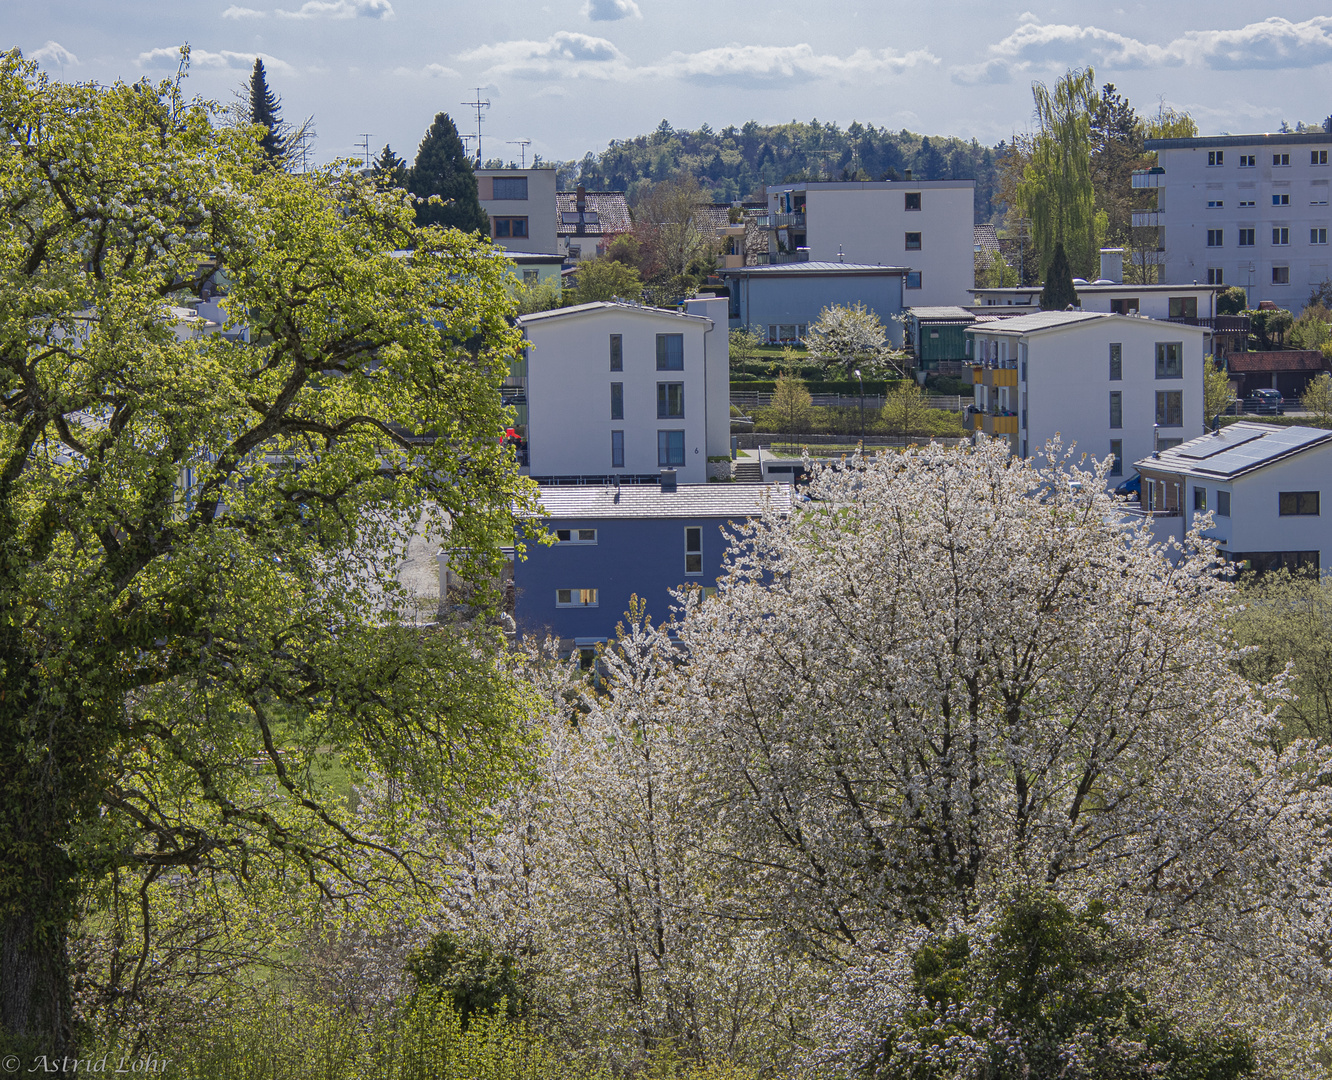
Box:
[659,468,677,493]
[576,184,586,211]
[904,169,912,181]
[1099,248,1125,284]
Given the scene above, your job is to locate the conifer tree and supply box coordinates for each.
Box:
[1039,242,1078,310]
[248,58,286,167]
[409,113,488,234]
[371,143,409,191]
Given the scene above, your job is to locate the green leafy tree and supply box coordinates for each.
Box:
[881,380,928,439]
[572,257,643,305]
[761,374,812,436]
[405,932,534,1029]
[0,54,537,1058]
[511,275,565,314]
[409,112,489,234]
[1290,303,1331,351]
[1302,371,1332,423]
[1203,355,1233,424]
[1216,285,1249,316]
[1018,68,1099,279]
[806,303,902,379]
[370,142,409,191]
[728,326,764,370]
[1038,241,1078,311]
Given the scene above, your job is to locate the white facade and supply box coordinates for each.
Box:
[1142,133,1332,313]
[476,168,559,255]
[517,301,729,486]
[967,311,1208,488]
[969,282,1218,321]
[1136,423,1332,572]
[766,180,974,307]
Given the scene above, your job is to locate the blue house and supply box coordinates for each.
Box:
[719,262,909,347]
[514,481,792,648]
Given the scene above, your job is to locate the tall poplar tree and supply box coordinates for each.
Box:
[409,113,488,234]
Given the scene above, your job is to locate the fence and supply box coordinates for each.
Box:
[730,391,968,412]
[734,432,971,450]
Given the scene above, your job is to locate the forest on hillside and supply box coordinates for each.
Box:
[489,119,1006,224]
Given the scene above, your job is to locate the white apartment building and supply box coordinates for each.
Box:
[1139,132,1332,313]
[764,179,974,307]
[515,298,730,486]
[475,167,559,254]
[1137,422,1332,573]
[966,311,1208,486]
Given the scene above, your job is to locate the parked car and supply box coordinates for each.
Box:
[1245,389,1284,415]
[1113,473,1141,500]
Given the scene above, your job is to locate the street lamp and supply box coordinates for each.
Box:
[854,368,864,439]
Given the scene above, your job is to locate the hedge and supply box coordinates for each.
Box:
[732,379,907,395]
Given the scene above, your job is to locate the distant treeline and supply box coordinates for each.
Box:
[501,119,1006,224]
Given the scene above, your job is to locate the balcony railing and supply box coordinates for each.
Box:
[1131,168,1165,188]
[1131,210,1164,227]
[768,212,806,229]
[1164,315,1251,333]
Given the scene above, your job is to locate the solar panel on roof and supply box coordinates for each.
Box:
[1174,429,1266,459]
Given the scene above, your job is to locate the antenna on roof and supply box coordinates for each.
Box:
[356,133,371,168]
[463,87,491,165]
[507,138,531,168]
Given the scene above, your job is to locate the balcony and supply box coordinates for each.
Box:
[971,363,1018,387]
[767,212,806,229]
[972,412,1019,435]
[1131,210,1164,228]
[1131,168,1165,188]
[1164,315,1251,333]
[767,249,810,264]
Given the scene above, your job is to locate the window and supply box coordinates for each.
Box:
[1207,200,1224,208]
[1207,268,1224,285]
[1193,487,1207,512]
[1109,391,1122,429]
[1273,227,1290,245]
[1238,229,1256,246]
[657,429,685,466]
[905,191,922,210]
[1279,491,1320,516]
[1314,150,1329,165]
[611,430,624,468]
[1274,153,1290,166]
[493,216,529,238]
[656,334,683,370]
[522,269,538,284]
[1217,490,1231,517]
[1110,440,1123,477]
[905,271,922,290]
[1273,193,1290,206]
[1239,154,1256,167]
[1207,229,1223,247]
[1168,297,1197,319]
[905,232,922,251]
[1314,183,1330,206]
[1156,341,1183,377]
[1110,298,1139,314]
[1208,150,1224,166]
[1239,199,1256,207]
[555,528,598,544]
[610,334,623,371]
[611,382,623,420]
[1109,343,1122,380]
[1314,228,1329,245]
[1273,265,1290,284]
[657,382,684,418]
[556,588,598,607]
[684,526,702,575]
[491,176,529,200]
[1156,390,1183,426]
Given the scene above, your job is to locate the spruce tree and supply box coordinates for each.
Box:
[1039,242,1078,311]
[409,113,488,234]
[248,59,286,168]
[371,143,409,192]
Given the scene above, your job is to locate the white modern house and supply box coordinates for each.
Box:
[763,178,974,307]
[1136,422,1332,573]
[475,167,559,255]
[1137,132,1332,313]
[966,310,1209,485]
[514,297,730,486]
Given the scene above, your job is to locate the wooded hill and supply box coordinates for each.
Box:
[504,119,1005,224]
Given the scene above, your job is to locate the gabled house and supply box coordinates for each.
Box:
[556,186,632,262]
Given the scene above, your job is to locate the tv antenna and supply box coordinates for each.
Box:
[356,133,372,168]
[462,88,491,164]
[507,138,532,168]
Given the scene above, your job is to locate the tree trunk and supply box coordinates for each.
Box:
[1,898,74,1059]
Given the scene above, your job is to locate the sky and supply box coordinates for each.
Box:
[10,2,1332,169]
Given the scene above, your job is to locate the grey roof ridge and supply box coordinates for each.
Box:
[517,301,712,324]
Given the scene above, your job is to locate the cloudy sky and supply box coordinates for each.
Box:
[11,2,1332,167]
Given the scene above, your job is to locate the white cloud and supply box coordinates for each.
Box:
[137,47,293,74]
[951,59,1013,86]
[990,21,1177,69]
[276,0,392,19]
[654,43,936,84]
[29,41,78,67]
[1184,17,1332,70]
[391,63,460,78]
[459,32,628,79]
[221,5,267,17]
[583,0,641,21]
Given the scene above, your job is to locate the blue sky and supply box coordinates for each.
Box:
[10,2,1332,167]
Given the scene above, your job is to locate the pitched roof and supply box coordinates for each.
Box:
[1227,350,1327,373]
[695,204,736,235]
[908,306,975,321]
[1138,422,1332,479]
[517,300,710,327]
[974,224,1001,254]
[968,310,1209,336]
[720,261,909,276]
[555,191,632,236]
[532,483,792,520]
